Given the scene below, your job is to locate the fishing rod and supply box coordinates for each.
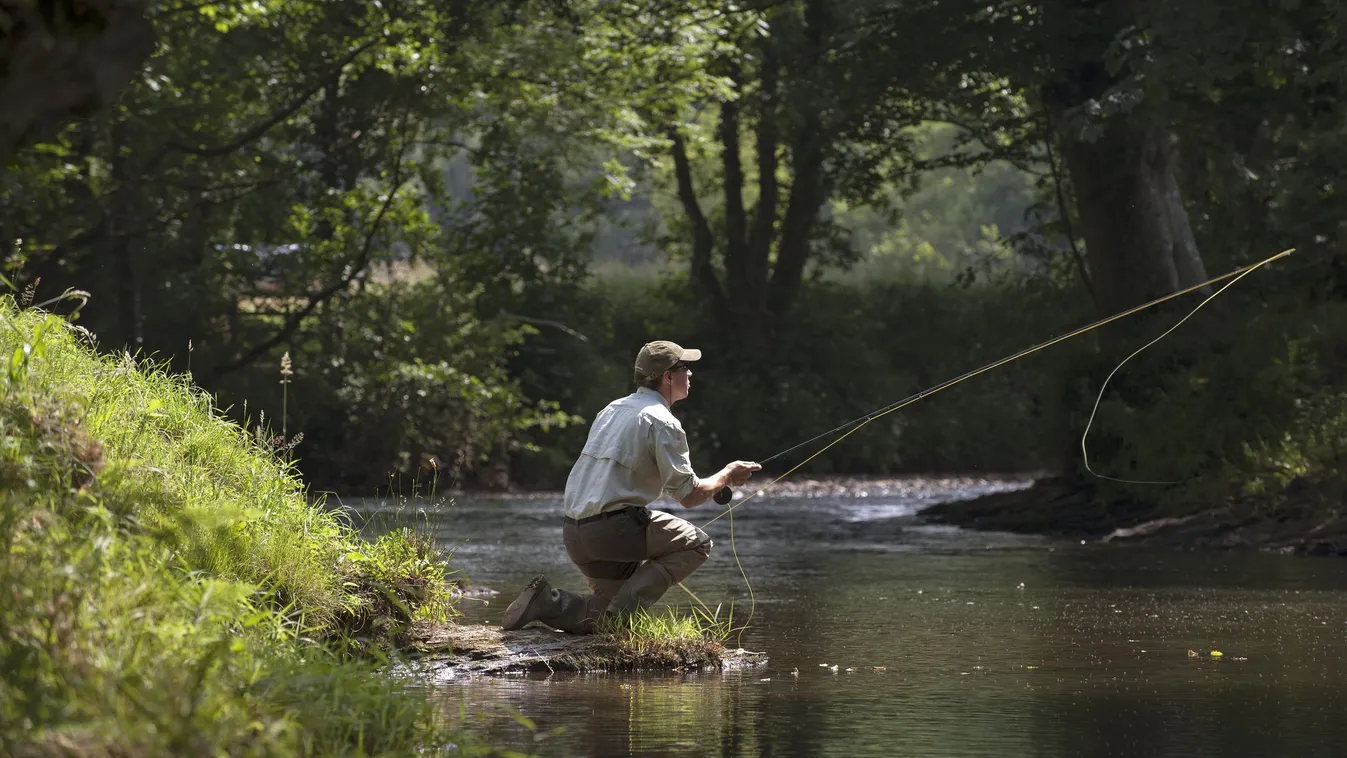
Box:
[711,248,1295,507]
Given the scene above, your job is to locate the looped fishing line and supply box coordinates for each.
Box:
[1079,258,1281,484]
[678,248,1294,644]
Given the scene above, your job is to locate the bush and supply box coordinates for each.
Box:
[512,268,1089,486]
[210,277,582,496]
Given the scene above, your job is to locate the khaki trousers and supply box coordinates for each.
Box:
[545,506,712,634]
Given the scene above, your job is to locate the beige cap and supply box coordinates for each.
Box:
[634,340,701,379]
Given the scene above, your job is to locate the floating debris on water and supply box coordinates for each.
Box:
[1210,650,1224,657]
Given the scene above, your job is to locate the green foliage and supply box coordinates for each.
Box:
[351,527,459,625]
[5,0,1346,540]
[522,260,1347,530]
[513,267,1086,488]
[0,299,486,755]
[829,124,1040,283]
[1082,301,1347,508]
[257,276,582,493]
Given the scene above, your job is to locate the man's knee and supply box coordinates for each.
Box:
[692,531,712,560]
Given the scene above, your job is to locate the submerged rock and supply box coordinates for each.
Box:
[400,621,767,679]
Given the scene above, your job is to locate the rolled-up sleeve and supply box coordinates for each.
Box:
[651,421,699,502]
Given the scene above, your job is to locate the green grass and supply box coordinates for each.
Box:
[0,299,501,756]
[598,605,734,658]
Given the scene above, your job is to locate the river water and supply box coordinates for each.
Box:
[352,477,1347,757]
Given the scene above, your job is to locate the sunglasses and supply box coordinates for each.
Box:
[668,362,691,373]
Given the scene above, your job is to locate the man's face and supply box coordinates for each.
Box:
[665,362,692,403]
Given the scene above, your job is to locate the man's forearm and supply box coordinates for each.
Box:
[679,470,730,508]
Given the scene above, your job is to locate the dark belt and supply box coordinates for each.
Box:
[563,506,643,526]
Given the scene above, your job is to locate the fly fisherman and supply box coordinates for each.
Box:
[501,340,761,634]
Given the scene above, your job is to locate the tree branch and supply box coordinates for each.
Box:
[667,127,729,320]
[1043,108,1097,308]
[499,310,589,342]
[747,40,780,310]
[209,107,414,377]
[719,68,750,300]
[768,124,826,317]
[158,39,379,161]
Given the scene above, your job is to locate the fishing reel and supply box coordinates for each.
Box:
[714,486,733,505]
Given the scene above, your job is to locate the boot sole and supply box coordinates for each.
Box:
[501,574,549,631]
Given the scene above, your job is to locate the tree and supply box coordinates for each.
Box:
[654,0,931,341]
[1034,1,1211,315]
[0,0,607,489]
[0,0,155,166]
[854,0,1214,316]
[2,0,511,374]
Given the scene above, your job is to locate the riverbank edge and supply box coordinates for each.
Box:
[371,468,1347,555]
[917,474,1347,556]
[401,622,767,677]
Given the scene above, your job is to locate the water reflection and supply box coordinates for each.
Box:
[352,487,1347,757]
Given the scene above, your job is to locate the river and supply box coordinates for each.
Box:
[351,477,1347,757]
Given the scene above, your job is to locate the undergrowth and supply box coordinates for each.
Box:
[0,298,505,756]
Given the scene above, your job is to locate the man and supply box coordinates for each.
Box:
[501,339,760,633]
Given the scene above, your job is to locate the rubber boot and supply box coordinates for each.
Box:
[501,575,562,631]
[606,561,676,616]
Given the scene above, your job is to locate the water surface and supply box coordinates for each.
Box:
[352,479,1347,757]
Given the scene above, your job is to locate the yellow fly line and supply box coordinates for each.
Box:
[677,247,1294,639]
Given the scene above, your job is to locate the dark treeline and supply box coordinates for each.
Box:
[3,0,1346,518]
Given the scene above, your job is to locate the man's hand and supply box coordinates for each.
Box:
[679,460,763,508]
[725,460,760,486]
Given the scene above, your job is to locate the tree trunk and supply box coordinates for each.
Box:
[0,0,155,165]
[1057,115,1209,318]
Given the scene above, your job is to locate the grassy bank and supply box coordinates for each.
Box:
[0,298,488,756]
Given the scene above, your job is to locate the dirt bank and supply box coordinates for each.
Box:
[919,474,1347,556]
[400,622,767,679]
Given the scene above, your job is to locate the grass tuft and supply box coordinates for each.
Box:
[597,605,734,660]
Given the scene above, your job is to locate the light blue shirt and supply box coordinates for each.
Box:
[562,388,700,519]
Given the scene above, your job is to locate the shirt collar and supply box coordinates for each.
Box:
[635,386,670,408]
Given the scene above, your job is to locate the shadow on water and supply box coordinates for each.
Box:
[349,479,1347,757]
